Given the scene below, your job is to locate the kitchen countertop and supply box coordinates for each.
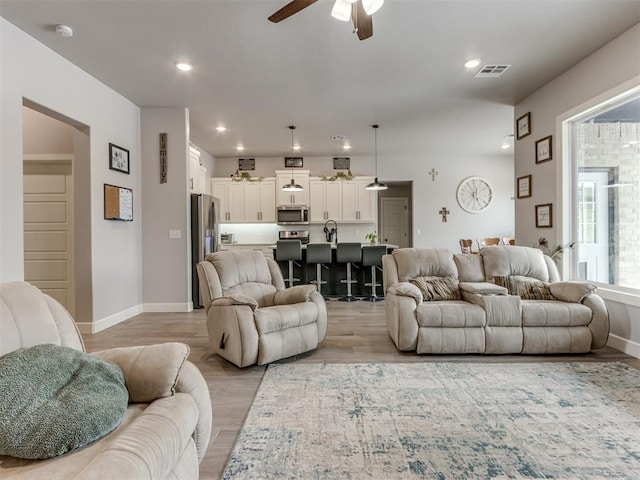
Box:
[270,243,399,249]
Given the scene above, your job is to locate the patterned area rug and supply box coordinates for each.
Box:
[223,362,640,479]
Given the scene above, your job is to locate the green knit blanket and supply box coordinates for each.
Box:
[0,344,128,459]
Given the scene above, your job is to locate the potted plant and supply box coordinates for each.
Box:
[365,231,378,245]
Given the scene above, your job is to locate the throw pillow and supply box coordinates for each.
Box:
[410,275,461,301]
[493,275,555,300]
[0,344,128,459]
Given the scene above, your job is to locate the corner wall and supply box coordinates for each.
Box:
[0,18,142,329]
[514,24,640,356]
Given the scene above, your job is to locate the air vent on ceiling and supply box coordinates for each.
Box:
[474,65,511,78]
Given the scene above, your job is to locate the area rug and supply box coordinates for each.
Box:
[223,362,640,479]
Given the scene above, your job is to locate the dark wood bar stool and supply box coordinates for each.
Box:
[276,240,302,287]
[306,243,332,299]
[337,242,362,302]
[362,245,387,301]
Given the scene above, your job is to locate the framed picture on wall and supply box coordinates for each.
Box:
[109,143,130,174]
[516,112,531,140]
[535,203,552,228]
[517,175,532,199]
[535,135,552,163]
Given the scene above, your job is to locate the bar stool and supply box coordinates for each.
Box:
[336,242,362,302]
[276,240,302,287]
[362,245,387,302]
[306,243,332,299]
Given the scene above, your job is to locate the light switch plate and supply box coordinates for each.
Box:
[169,229,181,239]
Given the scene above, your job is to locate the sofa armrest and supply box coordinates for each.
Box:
[210,294,258,310]
[459,282,508,295]
[549,281,596,303]
[274,284,317,305]
[388,282,423,305]
[174,360,212,462]
[92,342,189,403]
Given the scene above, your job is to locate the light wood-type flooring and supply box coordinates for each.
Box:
[82,299,639,480]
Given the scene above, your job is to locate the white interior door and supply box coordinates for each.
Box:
[380,197,409,248]
[23,164,74,315]
[578,171,609,283]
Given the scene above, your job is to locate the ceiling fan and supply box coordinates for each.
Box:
[268,0,384,41]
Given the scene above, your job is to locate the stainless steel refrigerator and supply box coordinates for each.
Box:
[191,193,219,308]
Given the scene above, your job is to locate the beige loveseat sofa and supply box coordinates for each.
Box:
[0,282,212,479]
[197,249,327,367]
[383,246,609,354]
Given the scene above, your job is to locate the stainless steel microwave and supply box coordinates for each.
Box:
[277,206,309,225]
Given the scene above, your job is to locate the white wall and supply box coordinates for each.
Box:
[514,24,640,355]
[23,107,74,154]
[1,18,142,329]
[215,149,515,252]
[140,108,191,310]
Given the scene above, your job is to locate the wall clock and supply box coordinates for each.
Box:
[456,176,494,213]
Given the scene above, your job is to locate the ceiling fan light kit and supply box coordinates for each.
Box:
[331,0,352,22]
[362,0,384,15]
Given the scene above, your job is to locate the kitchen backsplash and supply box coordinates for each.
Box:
[221,223,376,245]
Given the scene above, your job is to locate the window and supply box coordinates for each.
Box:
[568,92,640,290]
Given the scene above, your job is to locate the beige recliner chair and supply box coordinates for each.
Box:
[196,249,328,367]
[0,281,212,480]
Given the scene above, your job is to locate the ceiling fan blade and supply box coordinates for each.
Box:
[268,0,318,23]
[352,1,373,40]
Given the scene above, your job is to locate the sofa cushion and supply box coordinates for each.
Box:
[522,301,592,327]
[416,301,486,328]
[494,275,555,300]
[392,248,457,282]
[481,246,550,282]
[411,275,461,301]
[254,303,319,335]
[453,254,485,282]
[0,344,128,459]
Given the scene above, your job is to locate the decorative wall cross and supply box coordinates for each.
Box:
[439,207,450,222]
[429,168,439,181]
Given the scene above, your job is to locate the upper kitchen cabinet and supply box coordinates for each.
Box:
[309,178,342,222]
[211,178,243,223]
[189,146,209,194]
[276,170,309,206]
[341,177,376,223]
[243,179,276,223]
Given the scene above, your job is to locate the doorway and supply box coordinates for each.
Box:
[378,181,412,248]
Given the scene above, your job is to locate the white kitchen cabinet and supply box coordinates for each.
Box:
[309,178,342,222]
[243,179,276,223]
[341,177,376,223]
[189,146,200,193]
[198,166,208,195]
[211,178,243,223]
[276,170,309,206]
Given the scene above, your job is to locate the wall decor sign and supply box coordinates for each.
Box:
[238,158,256,171]
[284,157,303,168]
[333,157,351,170]
[516,112,531,140]
[104,184,133,221]
[159,133,167,184]
[517,174,532,199]
[535,203,552,228]
[109,143,130,174]
[535,135,552,163]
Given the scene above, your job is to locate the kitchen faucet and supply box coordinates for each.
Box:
[323,220,337,244]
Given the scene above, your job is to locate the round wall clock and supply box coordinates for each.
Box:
[456,176,494,213]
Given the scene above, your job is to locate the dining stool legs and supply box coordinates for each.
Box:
[362,245,387,301]
[337,243,362,302]
[275,240,303,287]
[306,243,332,300]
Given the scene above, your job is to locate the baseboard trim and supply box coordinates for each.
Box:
[77,304,144,334]
[143,302,193,313]
[607,333,640,359]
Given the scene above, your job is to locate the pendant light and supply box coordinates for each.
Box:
[282,125,304,192]
[366,124,388,191]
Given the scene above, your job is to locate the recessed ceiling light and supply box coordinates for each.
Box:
[175,62,193,72]
[629,140,639,145]
[293,144,301,151]
[343,144,351,150]
[464,58,481,69]
[216,126,226,132]
[236,145,244,152]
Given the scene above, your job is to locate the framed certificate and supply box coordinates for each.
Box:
[516,112,531,140]
[517,175,532,199]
